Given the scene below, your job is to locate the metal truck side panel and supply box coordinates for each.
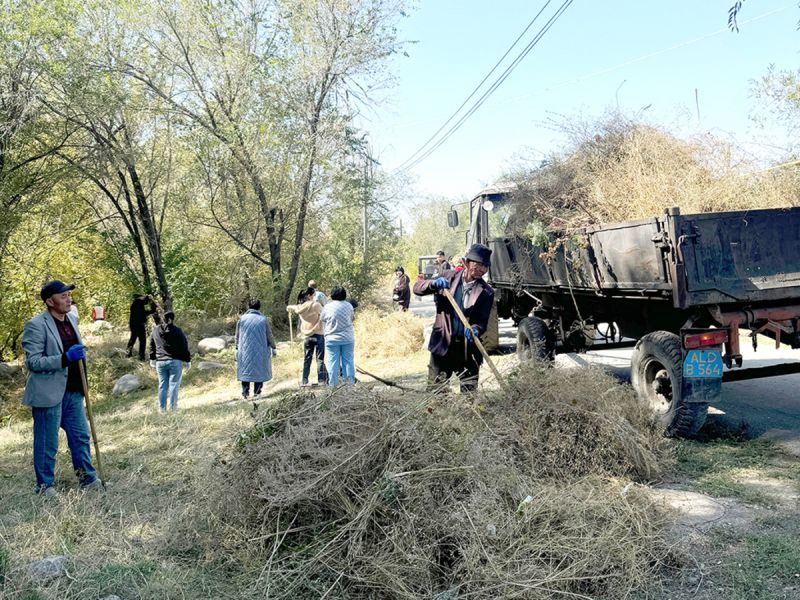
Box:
[587,219,670,291]
[678,207,800,307]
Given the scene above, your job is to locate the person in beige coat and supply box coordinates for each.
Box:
[287,287,328,386]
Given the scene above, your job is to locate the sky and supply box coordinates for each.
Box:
[359,0,800,204]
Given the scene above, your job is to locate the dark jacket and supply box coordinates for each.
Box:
[413,269,494,356]
[129,297,156,328]
[393,273,411,309]
[149,323,191,362]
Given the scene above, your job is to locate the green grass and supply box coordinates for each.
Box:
[706,525,800,600]
[674,438,799,506]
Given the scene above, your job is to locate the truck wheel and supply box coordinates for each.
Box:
[517,317,554,362]
[631,331,708,437]
[481,301,500,353]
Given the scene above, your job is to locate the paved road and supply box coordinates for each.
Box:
[410,295,800,439]
[557,341,800,439]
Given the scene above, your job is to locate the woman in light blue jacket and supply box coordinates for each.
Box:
[235,299,276,399]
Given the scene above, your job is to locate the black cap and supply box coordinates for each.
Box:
[464,243,492,267]
[40,280,75,302]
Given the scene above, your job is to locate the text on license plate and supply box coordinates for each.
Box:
[683,349,723,378]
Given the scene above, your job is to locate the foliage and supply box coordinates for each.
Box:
[399,196,470,277]
[0,0,408,353]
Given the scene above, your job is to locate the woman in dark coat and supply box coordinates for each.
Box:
[392,266,411,311]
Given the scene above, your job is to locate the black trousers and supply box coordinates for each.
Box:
[126,325,147,359]
[241,381,263,398]
[302,334,328,384]
[427,337,483,393]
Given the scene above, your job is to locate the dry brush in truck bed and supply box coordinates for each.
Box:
[502,111,800,233]
[197,365,674,599]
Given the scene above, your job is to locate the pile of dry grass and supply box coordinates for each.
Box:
[353,308,424,359]
[505,111,799,231]
[203,366,672,599]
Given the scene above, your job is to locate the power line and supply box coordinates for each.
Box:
[394,0,554,171]
[396,0,574,174]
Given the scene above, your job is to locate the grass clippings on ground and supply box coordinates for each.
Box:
[204,366,672,599]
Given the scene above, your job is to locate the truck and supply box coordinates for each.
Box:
[452,186,800,437]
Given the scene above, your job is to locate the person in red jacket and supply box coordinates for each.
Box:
[413,244,494,393]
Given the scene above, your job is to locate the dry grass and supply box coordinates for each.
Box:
[0,306,675,599]
[0,312,435,599]
[353,308,424,360]
[505,111,800,231]
[203,366,672,599]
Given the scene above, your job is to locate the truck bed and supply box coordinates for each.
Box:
[489,206,800,309]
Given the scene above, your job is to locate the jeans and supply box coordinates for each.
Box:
[32,390,97,488]
[326,341,355,387]
[241,381,263,398]
[302,334,328,384]
[156,359,183,411]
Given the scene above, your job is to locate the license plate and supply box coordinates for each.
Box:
[683,349,723,378]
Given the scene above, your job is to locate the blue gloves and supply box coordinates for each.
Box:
[65,344,85,363]
[464,326,480,343]
[430,277,449,290]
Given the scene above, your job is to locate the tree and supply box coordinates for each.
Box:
[279,0,405,303]
[38,1,177,306]
[0,0,77,354]
[127,0,406,304]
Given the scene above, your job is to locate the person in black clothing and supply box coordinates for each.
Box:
[148,311,191,411]
[126,293,156,359]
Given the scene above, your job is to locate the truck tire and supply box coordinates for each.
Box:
[481,301,500,353]
[517,317,554,362]
[631,331,708,437]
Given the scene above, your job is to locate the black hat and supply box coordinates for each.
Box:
[40,280,75,302]
[436,250,446,257]
[464,243,492,267]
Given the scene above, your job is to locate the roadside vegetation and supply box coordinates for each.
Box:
[0,308,682,600]
[658,428,800,600]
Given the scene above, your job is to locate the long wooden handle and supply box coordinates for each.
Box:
[78,360,106,485]
[441,289,510,394]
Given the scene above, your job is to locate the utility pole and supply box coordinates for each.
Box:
[399,218,403,239]
[695,88,701,123]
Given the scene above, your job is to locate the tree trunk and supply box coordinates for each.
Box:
[118,172,154,293]
[125,162,171,308]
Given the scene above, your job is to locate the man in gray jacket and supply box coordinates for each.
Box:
[22,280,101,497]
